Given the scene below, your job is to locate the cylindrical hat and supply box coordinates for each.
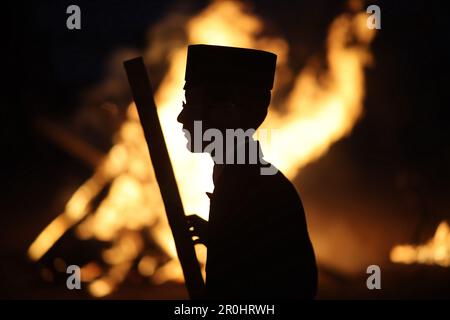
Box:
[184,44,277,91]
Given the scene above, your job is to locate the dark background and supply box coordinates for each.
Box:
[3,0,450,298]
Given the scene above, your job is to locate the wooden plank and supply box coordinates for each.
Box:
[124,57,205,299]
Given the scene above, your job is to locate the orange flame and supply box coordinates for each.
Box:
[28,0,376,297]
[390,221,450,267]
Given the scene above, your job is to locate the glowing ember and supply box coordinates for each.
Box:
[390,221,450,267]
[28,0,376,296]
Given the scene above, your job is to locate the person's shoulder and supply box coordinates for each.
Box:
[254,163,301,200]
[223,163,301,200]
[251,164,307,224]
[255,162,288,184]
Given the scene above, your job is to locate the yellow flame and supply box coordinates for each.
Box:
[89,278,114,298]
[28,0,376,296]
[263,12,375,177]
[28,215,68,261]
[390,221,450,267]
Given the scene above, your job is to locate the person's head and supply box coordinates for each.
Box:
[177,45,277,153]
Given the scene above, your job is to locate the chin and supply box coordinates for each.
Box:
[182,135,197,153]
[184,142,194,153]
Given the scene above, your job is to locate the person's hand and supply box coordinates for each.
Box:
[186,214,208,246]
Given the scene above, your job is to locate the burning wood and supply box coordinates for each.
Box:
[391,221,450,267]
[34,117,105,168]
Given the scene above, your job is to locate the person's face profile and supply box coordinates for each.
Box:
[177,88,241,152]
[177,88,208,152]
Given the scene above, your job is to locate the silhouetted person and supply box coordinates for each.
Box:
[178,45,317,299]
